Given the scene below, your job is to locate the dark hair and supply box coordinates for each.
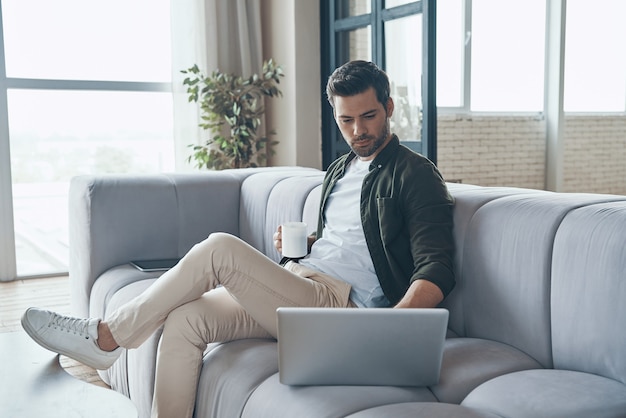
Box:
[326,60,391,109]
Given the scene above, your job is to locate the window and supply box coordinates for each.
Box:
[470,0,546,112]
[0,0,173,279]
[438,0,546,112]
[564,0,626,112]
[438,0,626,114]
[2,1,171,82]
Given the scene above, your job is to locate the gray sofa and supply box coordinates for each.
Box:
[68,167,626,418]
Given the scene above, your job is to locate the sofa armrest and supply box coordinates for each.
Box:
[68,172,242,316]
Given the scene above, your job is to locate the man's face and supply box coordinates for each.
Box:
[333,87,394,161]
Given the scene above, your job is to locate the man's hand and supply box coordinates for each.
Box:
[394,279,444,309]
[273,225,283,254]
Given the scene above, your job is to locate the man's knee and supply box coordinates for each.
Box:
[189,232,239,258]
[204,231,236,247]
[162,303,208,347]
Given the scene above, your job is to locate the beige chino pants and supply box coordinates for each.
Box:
[106,232,353,418]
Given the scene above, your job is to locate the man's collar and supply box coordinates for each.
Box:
[342,134,400,171]
[370,134,399,168]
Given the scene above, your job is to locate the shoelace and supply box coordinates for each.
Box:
[48,312,91,339]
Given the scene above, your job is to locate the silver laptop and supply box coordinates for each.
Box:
[276,307,449,386]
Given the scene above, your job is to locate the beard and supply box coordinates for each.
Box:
[348,120,390,159]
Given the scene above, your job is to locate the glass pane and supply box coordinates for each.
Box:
[385,0,414,8]
[437,0,464,107]
[336,0,371,18]
[1,0,171,81]
[564,0,626,112]
[471,0,546,111]
[336,27,372,63]
[9,90,175,276]
[385,14,422,142]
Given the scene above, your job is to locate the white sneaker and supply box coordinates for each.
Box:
[21,307,122,370]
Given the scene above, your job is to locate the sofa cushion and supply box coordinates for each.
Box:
[345,401,501,418]
[461,369,626,418]
[241,374,437,418]
[429,337,542,404]
[194,339,279,418]
[98,278,161,418]
[551,201,626,384]
[89,264,165,320]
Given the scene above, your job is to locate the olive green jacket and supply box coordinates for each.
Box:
[316,135,455,305]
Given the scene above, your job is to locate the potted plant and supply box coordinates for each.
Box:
[182,59,284,170]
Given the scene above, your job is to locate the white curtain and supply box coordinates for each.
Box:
[170,0,264,171]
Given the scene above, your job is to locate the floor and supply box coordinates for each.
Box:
[0,275,109,388]
[0,330,137,417]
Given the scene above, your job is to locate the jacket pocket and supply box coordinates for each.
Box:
[377,197,403,245]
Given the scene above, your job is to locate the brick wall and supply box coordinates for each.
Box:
[562,115,626,195]
[437,114,626,195]
[437,114,546,189]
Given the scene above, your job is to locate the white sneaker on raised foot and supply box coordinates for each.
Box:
[21,307,122,370]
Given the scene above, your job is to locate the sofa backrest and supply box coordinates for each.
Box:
[440,184,549,338]
[70,172,244,316]
[239,170,324,262]
[551,201,626,384]
[451,190,626,369]
[460,192,572,368]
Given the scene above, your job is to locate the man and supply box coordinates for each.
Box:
[21,60,455,418]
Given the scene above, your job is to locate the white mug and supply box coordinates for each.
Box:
[281,222,308,258]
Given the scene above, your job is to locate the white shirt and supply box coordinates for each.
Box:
[299,158,390,307]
